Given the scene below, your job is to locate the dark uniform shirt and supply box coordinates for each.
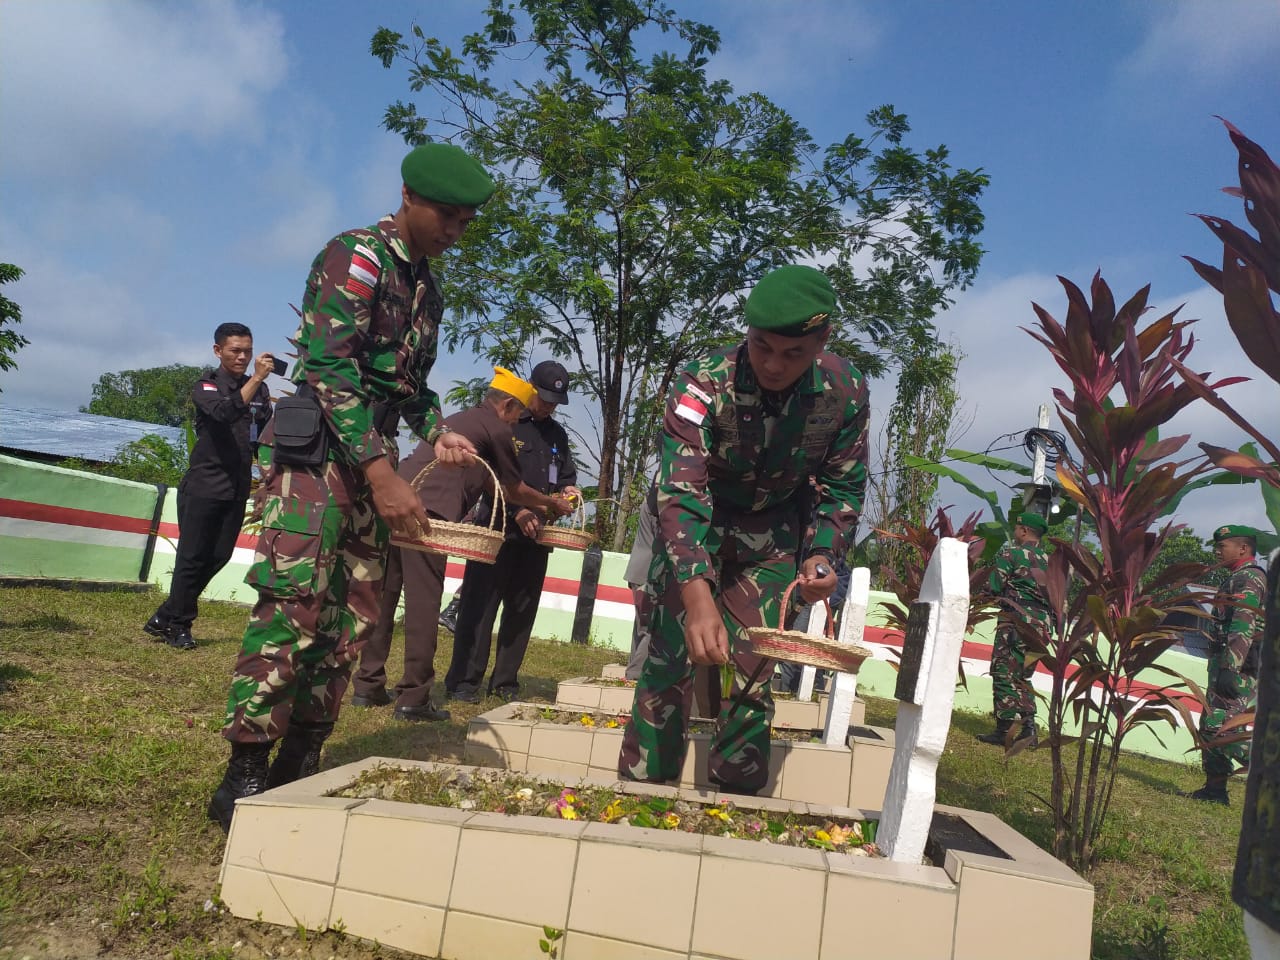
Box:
[502,413,578,542]
[183,365,271,501]
[396,403,522,523]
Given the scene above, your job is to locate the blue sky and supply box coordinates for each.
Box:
[3,0,1279,538]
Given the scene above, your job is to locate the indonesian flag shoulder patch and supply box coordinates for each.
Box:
[201,381,218,391]
[675,392,708,426]
[345,244,380,300]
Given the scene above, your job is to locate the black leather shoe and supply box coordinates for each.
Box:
[350,688,394,707]
[492,686,519,703]
[394,703,452,723]
[439,595,461,633]
[167,628,197,651]
[448,687,481,704]
[143,613,170,640]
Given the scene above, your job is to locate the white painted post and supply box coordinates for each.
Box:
[796,603,821,701]
[878,538,969,863]
[822,567,871,746]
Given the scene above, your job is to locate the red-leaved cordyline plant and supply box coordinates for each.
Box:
[1022,273,1246,871]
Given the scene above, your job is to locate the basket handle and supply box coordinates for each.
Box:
[778,577,834,639]
[409,455,507,534]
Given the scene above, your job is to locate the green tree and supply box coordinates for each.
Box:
[1142,527,1224,594]
[371,0,987,545]
[59,433,190,487]
[81,364,203,427]
[0,263,30,390]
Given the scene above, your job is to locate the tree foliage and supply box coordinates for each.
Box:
[0,263,29,390]
[81,364,203,427]
[59,433,190,487]
[371,0,987,544]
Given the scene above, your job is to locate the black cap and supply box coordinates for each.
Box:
[530,360,570,405]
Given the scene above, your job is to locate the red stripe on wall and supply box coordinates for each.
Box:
[0,497,152,536]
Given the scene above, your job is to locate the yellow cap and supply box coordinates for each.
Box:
[490,366,536,407]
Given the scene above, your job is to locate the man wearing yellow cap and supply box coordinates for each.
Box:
[618,265,869,796]
[209,143,498,830]
[351,368,575,721]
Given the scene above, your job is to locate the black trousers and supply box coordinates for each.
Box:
[446,539,550,694]
[155,490,245,628]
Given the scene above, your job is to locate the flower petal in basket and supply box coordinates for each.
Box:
[743,627,874,674]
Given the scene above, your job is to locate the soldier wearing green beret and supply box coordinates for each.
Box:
[977,511,1051,747]
[1187,525,1267,805]
[208,143,496,831]
[618,265,869,795]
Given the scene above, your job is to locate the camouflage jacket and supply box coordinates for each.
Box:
[1211,559,1267,673]
[292,215,443,465]
[989,540,1050,613]
[657,343,869,586]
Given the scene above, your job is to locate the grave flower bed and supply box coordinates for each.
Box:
[333,764,882,858]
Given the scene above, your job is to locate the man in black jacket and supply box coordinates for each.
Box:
[143,322,275,649]
[447,360,581,702]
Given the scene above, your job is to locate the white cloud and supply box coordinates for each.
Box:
[1124,2,1280,86]
[706,0,882,103]
[0,0,288,179]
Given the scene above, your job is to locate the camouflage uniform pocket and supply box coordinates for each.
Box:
[245,495,333,599]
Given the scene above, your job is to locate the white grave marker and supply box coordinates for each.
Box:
[877,538,969,863]
[822,567,871,746]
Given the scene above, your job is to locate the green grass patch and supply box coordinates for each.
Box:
[0,584,1251,959]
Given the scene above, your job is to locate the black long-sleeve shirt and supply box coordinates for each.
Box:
[181,366,271,501]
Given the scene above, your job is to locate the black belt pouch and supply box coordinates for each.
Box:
[272,385,329,468]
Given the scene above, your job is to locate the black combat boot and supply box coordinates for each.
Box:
[207,742,272,833]
[976,718,1014,745]
[439,593,462,633]
[1185,781,1229,805]
[265,721,335,789]
[1015,719,1038,748]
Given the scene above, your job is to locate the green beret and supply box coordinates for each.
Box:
[401,143,495,207]
[1212,524,1257,543]
[1016,512,1048,534]
[745,265,837,337]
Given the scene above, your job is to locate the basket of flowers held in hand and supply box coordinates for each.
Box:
[742,578,873,674]
[391,457,506,565]
[535,494,596,552]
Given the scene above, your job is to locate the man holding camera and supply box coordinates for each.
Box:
[208,143,494,831]
[143,322,275,650]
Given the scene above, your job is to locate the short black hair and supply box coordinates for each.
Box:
[215,322,253,345]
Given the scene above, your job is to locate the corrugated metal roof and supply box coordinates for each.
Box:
[0,405,185,463]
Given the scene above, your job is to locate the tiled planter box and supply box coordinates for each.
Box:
[220,758,1094,960]
[463,702,895,809]
[560,676,866,729]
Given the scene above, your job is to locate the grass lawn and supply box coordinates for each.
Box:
[0,585,1250,960]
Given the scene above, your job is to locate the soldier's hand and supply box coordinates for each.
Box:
[797,556,837,604]
[365,457,430,536]
[435,431,477,466]
[681,580,729,665]
[253,354,275,380]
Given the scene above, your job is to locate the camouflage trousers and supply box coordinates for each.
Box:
[1200,651,1258,779]
[222,459,388,744]
[618,538,794,795]
[990,611,1048,722]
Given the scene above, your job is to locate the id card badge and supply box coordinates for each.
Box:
[549,444,559,485]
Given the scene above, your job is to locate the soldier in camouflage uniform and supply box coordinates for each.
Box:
[207,143,496,832]
[1188,524,1267,805]
[618,265,869,796]
[977,512,1050,747]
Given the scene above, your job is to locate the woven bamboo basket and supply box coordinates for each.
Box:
[391,457,507,565]
[536,496,595,551]
[743,578,873,674]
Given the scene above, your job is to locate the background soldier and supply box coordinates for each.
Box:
[1189,524,1267,805]
[618,265,869,796]
[207,143,493,832]
[351,368,572,718]
[143,322,274,650]
[977,511,1050,747]
[447,360,582,702]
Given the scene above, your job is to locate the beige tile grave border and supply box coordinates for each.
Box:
[220,758,1093,960]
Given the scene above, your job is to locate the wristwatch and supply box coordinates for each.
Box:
[426,423,454,445]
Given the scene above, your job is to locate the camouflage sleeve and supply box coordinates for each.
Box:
[401,386,442,443]
[656,362,719,586]
[1226,566,1267,670]
[807,376,869,560]
[294,235,386,465]
[988,544,1013,594]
